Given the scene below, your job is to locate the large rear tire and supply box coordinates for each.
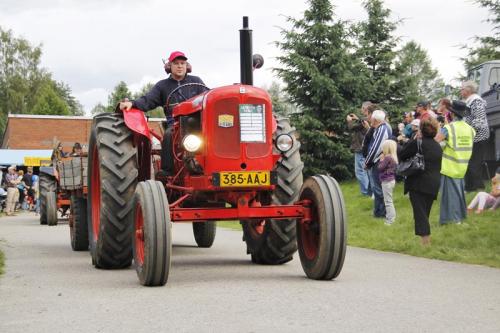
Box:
[297,175,347,280]
[134,180,171,286]
[39,173,56,225]
[241,117,303,264]
[87,113,138,269]
[70,195,89,251]
[192,222,216,248]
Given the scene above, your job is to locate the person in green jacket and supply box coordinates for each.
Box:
[435,100,476,224]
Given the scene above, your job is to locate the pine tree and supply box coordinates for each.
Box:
[106,81,131,112]
[393,41,445,109]
[274,0,367,179]
[356,0,400,115]
[463,0,500,71]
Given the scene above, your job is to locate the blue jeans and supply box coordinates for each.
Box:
[368,163,386,218]
[354,152,372,196]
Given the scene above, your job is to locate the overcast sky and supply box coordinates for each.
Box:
[0,0,495,114]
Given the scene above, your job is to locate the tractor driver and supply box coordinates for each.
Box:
[119,51,207,176]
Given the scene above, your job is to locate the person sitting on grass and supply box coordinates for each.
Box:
[467,167,500,214]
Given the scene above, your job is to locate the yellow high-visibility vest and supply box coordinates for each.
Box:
[441,120,475,178]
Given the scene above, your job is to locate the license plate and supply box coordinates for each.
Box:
[217,171,271,187]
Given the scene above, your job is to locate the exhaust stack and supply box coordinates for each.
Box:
[239,16,253,85]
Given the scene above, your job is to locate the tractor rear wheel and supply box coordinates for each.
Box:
[192,222,216,248]
[242,117,303,264]
[70,195,88,251]
[87,113,138,269]
[133,180,171,286]
[297,175,347,280]
[46,191,58,226]
[39,173,57,225]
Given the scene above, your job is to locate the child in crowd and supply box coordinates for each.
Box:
[378,140,398,225]
[467,167,500,214]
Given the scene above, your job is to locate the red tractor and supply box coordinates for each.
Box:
[87,17,347,286]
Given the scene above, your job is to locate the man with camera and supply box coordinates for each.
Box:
[346,101,374,197]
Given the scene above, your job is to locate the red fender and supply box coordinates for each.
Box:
[122,108,151,140]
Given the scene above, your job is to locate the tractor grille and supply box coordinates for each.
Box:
[213,97,241,159]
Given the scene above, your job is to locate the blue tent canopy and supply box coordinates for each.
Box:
[0,149,53,167]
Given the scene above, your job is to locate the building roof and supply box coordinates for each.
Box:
[1,114,165,150]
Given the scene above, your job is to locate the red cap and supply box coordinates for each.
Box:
[168,51,187,62]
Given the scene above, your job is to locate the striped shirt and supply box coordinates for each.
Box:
[465,94,489,142]
[364,122,392,168]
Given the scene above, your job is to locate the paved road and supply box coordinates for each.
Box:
[1,213,499,333]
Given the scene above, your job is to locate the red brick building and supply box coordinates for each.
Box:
[1,114,165,150]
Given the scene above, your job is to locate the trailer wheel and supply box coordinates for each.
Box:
[134,180,171,286]
[39,173,56,225]
[242,117,303,264]
[192,222,216,248]
[297,175,347,280]
[46,191,58,226]
[87,113,138,268]
[70,195,89,251]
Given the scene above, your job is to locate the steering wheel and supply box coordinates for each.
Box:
[165,83,210,111]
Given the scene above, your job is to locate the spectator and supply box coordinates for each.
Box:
[346,101,374,196]
[52,142,68,163]
[403,112,414,138]
[415,101,432,121]
[399,118,443,245]
[5,166,20,216]
[70,142,83,157]
[363,109,392,218]
[437,98,452,124]
[23,167,34,201]
[378,140,398,225]
[467,167,500,214]
[435,100,475,225]
[16,170,24,208]
[460,80,490,192]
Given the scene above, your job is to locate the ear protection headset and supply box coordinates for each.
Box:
[164,60,192,74]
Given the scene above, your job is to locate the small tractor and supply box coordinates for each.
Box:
[39,154,89,251]
[87,17,347,286]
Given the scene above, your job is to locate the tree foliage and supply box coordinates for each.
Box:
[0,26,82,134]
[393,41,445,108]
[274,0,445,179]
[106,81,132,113]
[274,0,366,179]
[463,0,500,71]
[356,0,399,106]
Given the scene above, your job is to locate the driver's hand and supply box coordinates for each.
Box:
[119,101,133,111]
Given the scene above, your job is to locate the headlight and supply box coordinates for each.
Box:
[275,134,293,152]
[182,134,202,152]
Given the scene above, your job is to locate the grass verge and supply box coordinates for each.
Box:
[343,180,500,268]
[217,181,500,268]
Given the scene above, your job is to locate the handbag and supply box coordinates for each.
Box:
[396,139,425,177]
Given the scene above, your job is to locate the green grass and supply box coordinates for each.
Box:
[343,180,500,268]
[217,181,500,268]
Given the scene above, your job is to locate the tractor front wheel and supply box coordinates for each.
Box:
[192,222,216,248]
[297,175,347,280]
[133,180,171,286]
